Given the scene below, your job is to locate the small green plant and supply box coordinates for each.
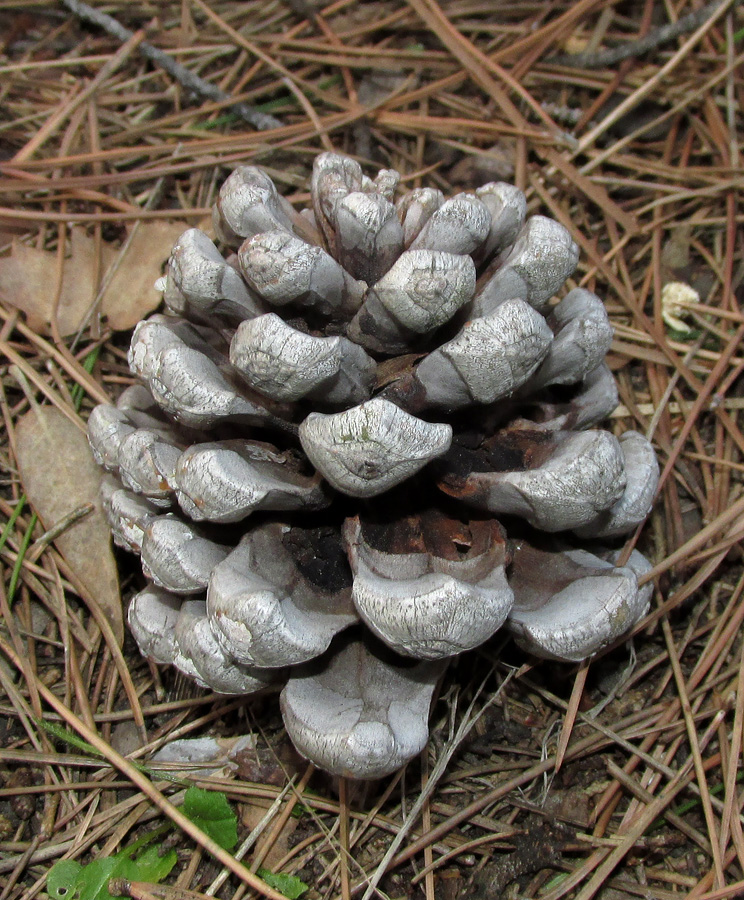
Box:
[181,785,238,851]
[46,787,238,900]
[43,726,308,900]
[46,830,176,900]
[46,782,309,900]
[257,868,309,899]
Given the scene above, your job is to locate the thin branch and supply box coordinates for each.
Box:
[59,0,283,131]
[546,0,737,68]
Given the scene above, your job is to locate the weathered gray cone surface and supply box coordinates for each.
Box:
[89,151,659,779]
[280,632,445,779]
[344,513,513,659]
[506,544,654,662]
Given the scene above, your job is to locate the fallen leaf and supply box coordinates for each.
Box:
[660,225,692,277]
[357,71,410,107]
[257,869,308,900]
[542,787,591,828]
[0,223,28,246]
[241,795,299,870]
[448,141,516,187]
[100,222,187,330]
[152,734,257,775]
[15,407,123,644]
[231,735,303,786]
[0,230,111,336]
[0,222,186,336]
[354,72,413,160]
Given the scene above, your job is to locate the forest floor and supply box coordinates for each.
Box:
[0,2,743,899]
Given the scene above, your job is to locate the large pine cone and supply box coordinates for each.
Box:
[88,153,658,779]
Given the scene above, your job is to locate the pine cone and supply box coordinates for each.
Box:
[89,153,659,779]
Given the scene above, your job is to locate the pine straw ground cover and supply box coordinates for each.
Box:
[0,1,742,898]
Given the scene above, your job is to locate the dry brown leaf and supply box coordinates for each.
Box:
[15,407,123,645]
[100,221,187,330]
[0,221,186,336]
[241,803,299,870]
[0,224,28,246]
[0,230,110,336]
[448,141,516,186]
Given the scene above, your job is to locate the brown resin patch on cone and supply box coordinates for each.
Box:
[344,511,513,659]
[437,424,627,532]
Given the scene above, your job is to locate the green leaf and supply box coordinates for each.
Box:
[47,860,83,900]
[257,868,309,900]
[542,873,569,891]
[181,786,238,850]
[666,326,702,341]
[73,857,118,900]
[131,845,177,883]
[46,838,177,900]
[8,511,37,603]
[39,720,104,758]
[116,846,177,887]
[47,857,118,900]
[111,824,169,861]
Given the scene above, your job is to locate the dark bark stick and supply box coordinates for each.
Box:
[60,0,283,131]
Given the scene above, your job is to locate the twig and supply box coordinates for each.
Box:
[26,503,93,563]
[59,0,283,131]
[0,834,42,900]
[555,659,590,772]
[546,0,737,68]
[571,708,730,900]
